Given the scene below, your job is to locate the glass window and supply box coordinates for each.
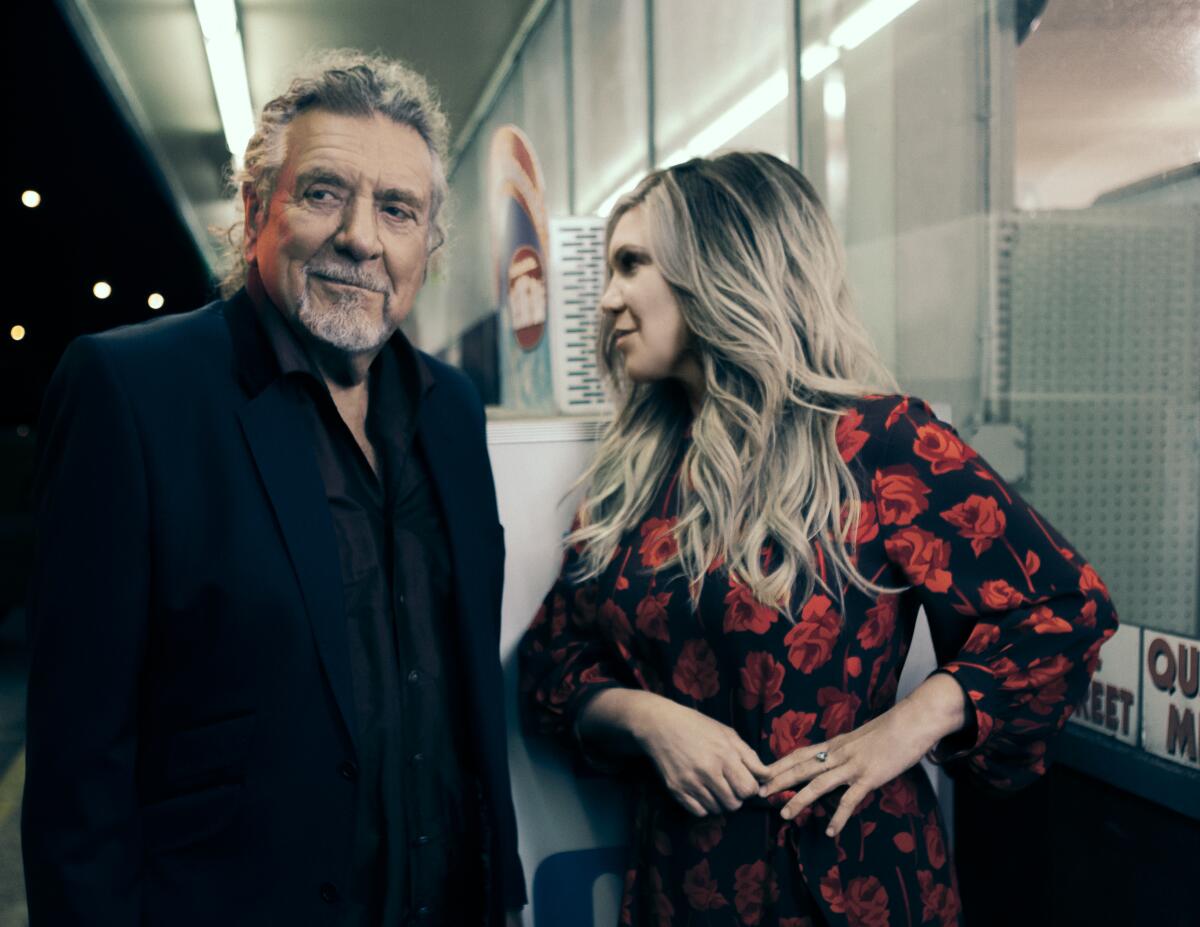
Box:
[652,0,790,165]
[800,0,1200,643]
[571,0,650,213]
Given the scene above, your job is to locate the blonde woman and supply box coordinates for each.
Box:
[519,153,1115,927]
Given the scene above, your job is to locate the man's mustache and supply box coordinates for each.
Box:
[303,261,389,294]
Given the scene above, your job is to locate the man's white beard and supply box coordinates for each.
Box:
[296,277,393,353]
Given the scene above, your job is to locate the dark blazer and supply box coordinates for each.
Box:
[23,291,526,925]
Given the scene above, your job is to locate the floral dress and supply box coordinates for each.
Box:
[519,395,1117,927]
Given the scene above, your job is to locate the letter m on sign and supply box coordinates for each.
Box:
[1166,705,1198,762]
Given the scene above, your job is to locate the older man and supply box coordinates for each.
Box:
[24,52,525,926]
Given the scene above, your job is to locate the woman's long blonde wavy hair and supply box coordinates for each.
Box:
[568,152,899,617]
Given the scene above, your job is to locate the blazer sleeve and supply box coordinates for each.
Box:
[23,336,149,923]
[872,397,1117,791]
[518,524,644,755]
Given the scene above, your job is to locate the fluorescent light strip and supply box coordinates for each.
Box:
[590,0,926,215]
[829,0,923,50]
[660,68,790,168]
[594,171,647,217]
[193,0,255,167]
[801,43,840,81]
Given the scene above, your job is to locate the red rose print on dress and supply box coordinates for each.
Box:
[879,777,919,817]
[961,622,1000,654]
[733,860,779,926]
[819,866,847,914]
[579,664,614,685]
[1077,598,1098,629]
[739,652,786,712]
[917,870,961,927]
[640,517,679,570]
[979,578,1024,610]
[844,875,890,927]
[893,832,916,853]
[573,584,597,626]
[600,599,633,645]
[940,494,1005,556]
[724,580,779,634]
[1000,653,1071,690]
[837,408,870,462]
[1079,564,1109,597]
[769,709,817,758]
[683,859,728,911]
[784,595,841,672]
[1027,675,1069,715]
[884,526,953,592]
[857,595,897,650]
[885,397,909,429]
[854,500,880,546]
[643,866,675,927]
[673,639,720,701]
[913,421,976,474]
[872,464,931,526]
[636,591,672,642]
[817,686,861,738]
[688,815,725,852]
[923,812,946,869]
[1019,605,1072,635]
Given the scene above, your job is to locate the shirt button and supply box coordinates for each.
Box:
[407,669,420,684]
[416,905,431,917]
[410,752,425,765]
[339,760,358,782]
[319,882,339,903]
[398,593,407,606]
[412,834,432,846]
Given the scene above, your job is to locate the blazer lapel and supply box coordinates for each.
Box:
[239,381,359,754]
[415,392,486,641]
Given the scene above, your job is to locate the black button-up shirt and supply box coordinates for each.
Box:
[249,277,481,925]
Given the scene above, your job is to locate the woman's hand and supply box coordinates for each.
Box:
[758,674,969,838]
[579,689,769,817]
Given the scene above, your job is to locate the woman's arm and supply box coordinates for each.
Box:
[758,672,968,835]
[579,688,770,817]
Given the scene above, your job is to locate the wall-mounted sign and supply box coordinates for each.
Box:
[489,125,555,412]
[1143,630,1199,767]
[1068,623,1138,746]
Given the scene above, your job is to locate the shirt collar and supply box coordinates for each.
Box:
[245,263,435,403]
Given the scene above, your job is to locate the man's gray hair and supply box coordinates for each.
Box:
[219,49,450,297]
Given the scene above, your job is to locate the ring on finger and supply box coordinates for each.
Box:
[815,750,829,763]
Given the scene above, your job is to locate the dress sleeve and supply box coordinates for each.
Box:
[872,397,1118,791]
[517,523,644,750]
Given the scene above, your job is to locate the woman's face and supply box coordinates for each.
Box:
[600,206,700,393]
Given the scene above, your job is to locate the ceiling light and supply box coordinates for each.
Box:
[193,0,255,168]
[148,293,165,310]
[93,281,112,300]
[21,190,41,208]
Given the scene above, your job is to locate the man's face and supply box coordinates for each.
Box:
[244,109,434,354]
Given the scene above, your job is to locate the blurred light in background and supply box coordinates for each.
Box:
[21,190,41,208]
[193,0,255,169]
[148,292,165,310]
[93,281,112,300]
[10,325,26,342]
